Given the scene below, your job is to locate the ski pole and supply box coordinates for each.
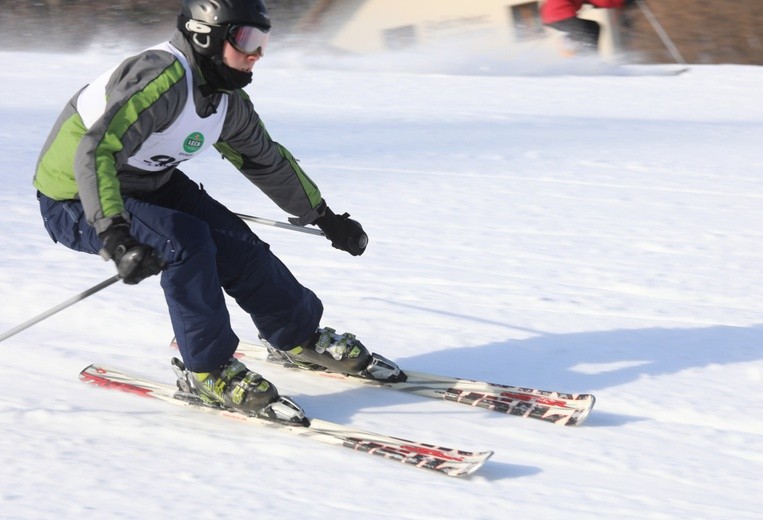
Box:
[0,275,121,343]
[636,0,687,65]
[236,212,324,237]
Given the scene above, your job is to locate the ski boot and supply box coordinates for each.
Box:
[171,357,308,425]
[263,327,406,382]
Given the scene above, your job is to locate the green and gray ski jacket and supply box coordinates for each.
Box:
[34,33,323,234]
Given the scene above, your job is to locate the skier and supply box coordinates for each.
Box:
[33,0,400,417]
[540,0,634,54]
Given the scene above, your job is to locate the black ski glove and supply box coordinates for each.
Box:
[98,218,164,284]
[314,208,368,256]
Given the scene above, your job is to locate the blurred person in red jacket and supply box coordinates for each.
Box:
[541,0,634,54]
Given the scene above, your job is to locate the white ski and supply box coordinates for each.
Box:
[211,339,596,426]
[79,363,493,478]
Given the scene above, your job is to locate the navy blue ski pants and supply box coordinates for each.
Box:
[37,170,323,372]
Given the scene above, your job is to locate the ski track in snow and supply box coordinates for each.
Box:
[0,47,761,519]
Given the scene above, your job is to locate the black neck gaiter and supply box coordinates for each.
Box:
[198,54,253,93]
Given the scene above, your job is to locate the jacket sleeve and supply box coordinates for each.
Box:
[74,51,186,233]
[214,90,325,226]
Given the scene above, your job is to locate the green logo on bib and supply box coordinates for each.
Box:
[183,132,204,153]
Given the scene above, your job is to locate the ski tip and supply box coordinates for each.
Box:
[564,394,596,426]
[451,450,494,478]
[474,449,495,465]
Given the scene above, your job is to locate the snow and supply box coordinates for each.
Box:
[1,45,762,520]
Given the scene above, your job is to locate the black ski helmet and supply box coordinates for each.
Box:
[178,0,271,58]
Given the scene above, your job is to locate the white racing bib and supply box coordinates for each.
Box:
[77,41,227,172]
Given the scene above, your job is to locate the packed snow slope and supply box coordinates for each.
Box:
[1,46,761,520]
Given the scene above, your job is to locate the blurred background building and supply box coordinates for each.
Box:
[1,0,761,64]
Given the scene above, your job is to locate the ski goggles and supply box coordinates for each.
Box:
[227,25,270,56]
